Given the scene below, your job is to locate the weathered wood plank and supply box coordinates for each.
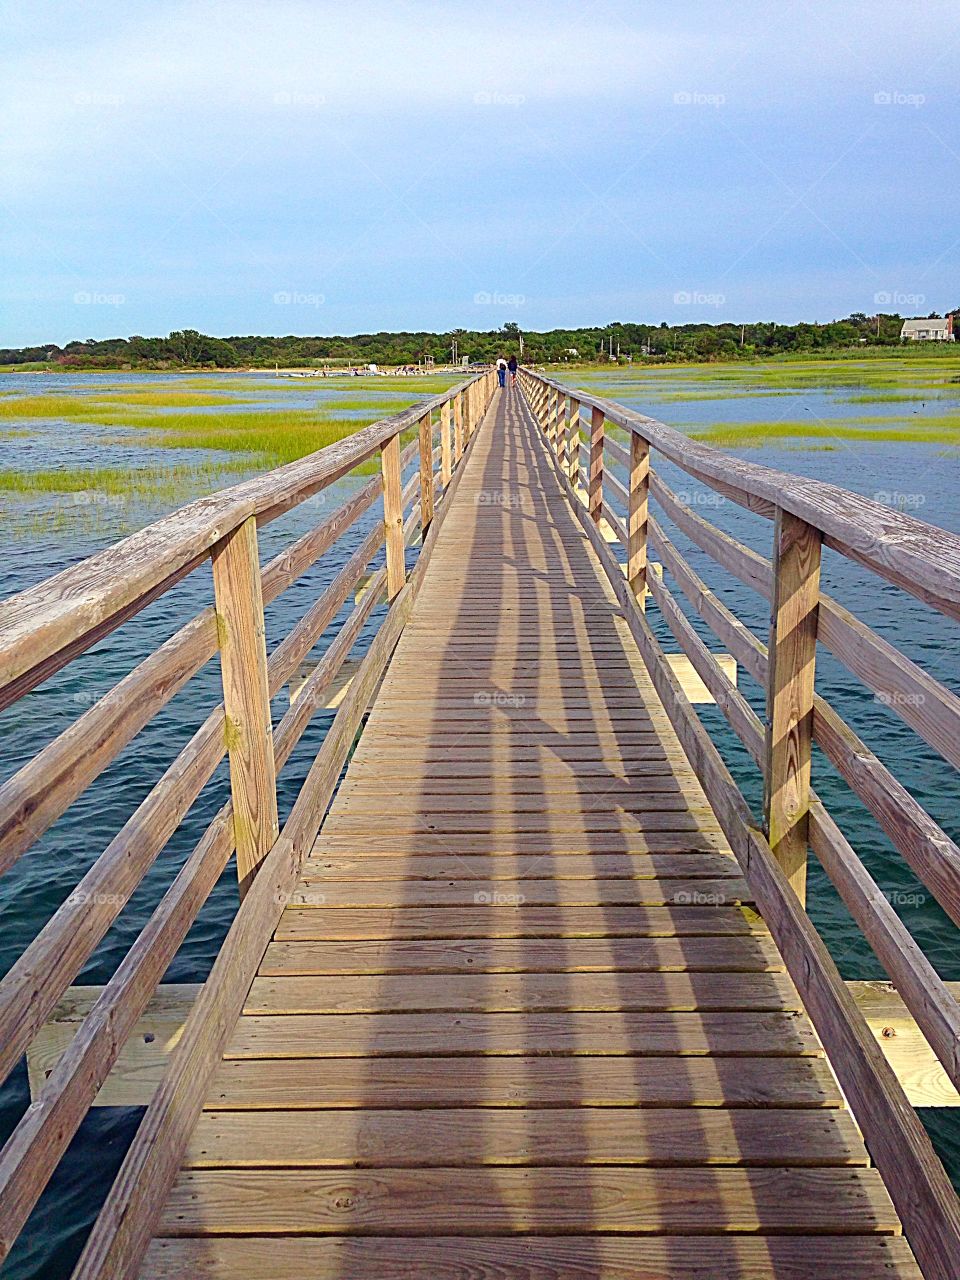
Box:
[763,508,821,904]
[275,902,765,940]
[298,853,740,880]
[286,878,750,909]
[141,1235,923,1280]
[259,934,783,975]
[157,1167,900,1236]
[242,971,799,1015]
[184,1106,866,1168]
[211,516,279,894]
[223,1012,821,1062]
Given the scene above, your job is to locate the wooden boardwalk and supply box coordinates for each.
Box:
[139,390,920,1277]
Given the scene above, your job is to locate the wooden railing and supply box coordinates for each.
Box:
[0,368,496,1276]
[520,366,960,1280]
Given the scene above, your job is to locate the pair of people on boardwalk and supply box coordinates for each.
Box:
[496,355,518,388]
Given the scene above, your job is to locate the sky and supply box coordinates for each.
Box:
[2,0,959,345]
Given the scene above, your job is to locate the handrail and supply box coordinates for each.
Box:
[0,368,497,1270]
[0,375,481,710]
[519,367,960,1280]
[530,370,960,620]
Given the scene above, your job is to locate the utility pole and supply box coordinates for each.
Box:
[518,331,524,359]
[740,325,745,348]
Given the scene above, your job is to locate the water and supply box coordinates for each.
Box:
[1,364,958,1275]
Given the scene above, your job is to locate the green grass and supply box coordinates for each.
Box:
[690,416,960,447]
[0,461,248,500]
[96,390,257,407]
[575,355,960,397]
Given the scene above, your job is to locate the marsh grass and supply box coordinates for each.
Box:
[95,390,257,407]
[576,355,960,399]
[690,416,960,447]
[0,461,249,499]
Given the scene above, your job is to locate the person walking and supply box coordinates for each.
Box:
[507,354,518,387]
[496,356,507,388]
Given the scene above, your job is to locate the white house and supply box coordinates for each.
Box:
[900,316,954,341]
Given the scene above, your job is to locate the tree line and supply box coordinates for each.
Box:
[2,313,957,370]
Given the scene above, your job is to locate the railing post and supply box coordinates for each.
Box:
[557,396,569,474]
[567,398,581,484]
[627,431,650,607]
[763,507,822,904]
[548,388,560,446]
[453,393,464,462]
[418,411,434,533]
[381,432,405,599]
[440,399,453,487]
[588,405,604,522]
[210,516,279,897]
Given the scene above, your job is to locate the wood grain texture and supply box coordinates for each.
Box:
[380,433,406,599]
[157,1167,900,1236]
[627,429,650,603]
[763,508,822,903]
[418,411,435,532]
[210,516,279,894]
[184,1106,866,1168]
[588,404,604,523]
[141,1235,923,1279]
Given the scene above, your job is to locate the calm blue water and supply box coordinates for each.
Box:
[1,367,958,1276]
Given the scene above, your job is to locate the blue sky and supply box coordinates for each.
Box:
[2,0,959,345]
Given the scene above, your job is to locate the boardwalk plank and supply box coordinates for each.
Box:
[157,1167,900,1236]
[208,1054,841,1108]
[141,386,915,1272]
[259,935,784,975]
[184,1107,867,1167]
[142,1236,922,1279]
